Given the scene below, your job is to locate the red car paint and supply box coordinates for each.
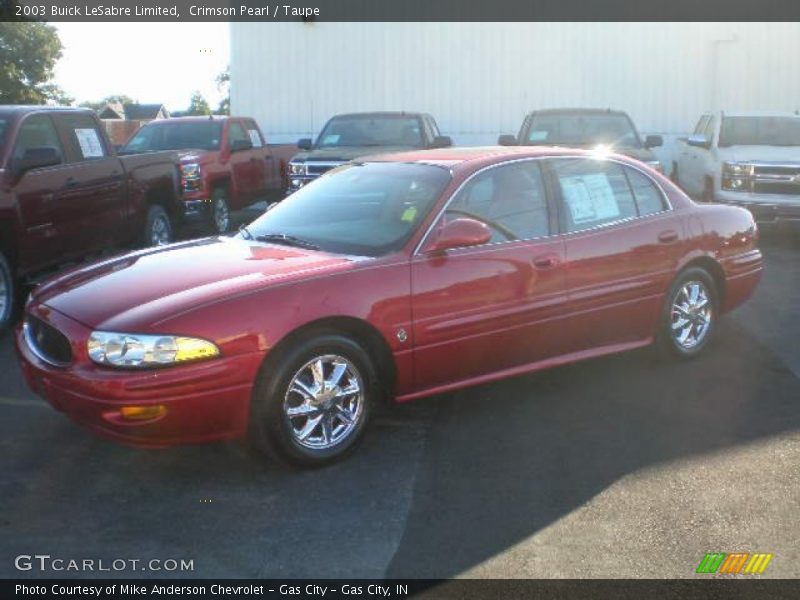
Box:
[15,147,762,447]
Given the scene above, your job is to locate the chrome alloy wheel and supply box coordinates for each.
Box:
[213,197,230,233]
[150,214,171,246]
[670,280,713,350]
[283,354,364,450]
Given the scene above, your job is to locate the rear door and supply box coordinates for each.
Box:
[549,157,682,352]
[53,113,126,258]
[411,159,569,392]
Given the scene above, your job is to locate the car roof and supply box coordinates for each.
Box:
[329,111,428,119]
[720,110,800,118]
[0,105,94,119]
[145,116,232,124]
[527,108,629,117]
[363,145,617,172]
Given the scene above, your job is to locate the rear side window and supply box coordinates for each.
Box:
[552,159,637,232]
[59,114,108,161]
[12,115,64,164]
[626,168,667,216]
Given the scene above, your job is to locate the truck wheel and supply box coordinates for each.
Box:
[248,333,377,468]
[0,253,15,334]
[142,205,173,247]
[210,188,231,234]
[702,177,714,203]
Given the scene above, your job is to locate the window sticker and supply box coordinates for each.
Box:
[247,129,262,148]
[74,128,104,158]
[322,134,340,145]
[529,130,549,142]
[560,173,620,224]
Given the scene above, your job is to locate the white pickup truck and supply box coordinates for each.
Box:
[673,111,800,227]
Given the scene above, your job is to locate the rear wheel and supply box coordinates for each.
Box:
[657,267,718,359]
[0,253,14,334]
[142,205,173,247]
[248,333,377,467]
[210,187,231,234]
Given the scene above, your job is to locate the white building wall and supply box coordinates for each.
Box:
[231,22,800,164]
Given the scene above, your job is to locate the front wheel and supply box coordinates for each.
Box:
[210,188,231,234]
[0,252,15,334]
[142,205,173,247]
[657,268,718,359]
[248,333,377,467]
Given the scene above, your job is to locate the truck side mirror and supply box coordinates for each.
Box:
[498,134,517,146]
[297,138,313,151]
[430,136,452,149]
[687,134,711,149]
[644,134,663,148]
[11,146,62,181]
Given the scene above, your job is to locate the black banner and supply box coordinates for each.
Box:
[4,579,800,600]
[3,0,800,22]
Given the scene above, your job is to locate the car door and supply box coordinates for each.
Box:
[10,114,72,272]
[679,114,710,195]
[52,112,126,258]
[549,157,683,353]
[227,119,264,208]
[410,159,569,392]
[243,118,279,197]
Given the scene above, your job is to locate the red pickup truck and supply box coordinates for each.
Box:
[120,116,292,233]
[0,106,184,333]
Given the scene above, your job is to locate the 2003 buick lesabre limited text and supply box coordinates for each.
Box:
[16,147,763,467]
[44,5,180,17]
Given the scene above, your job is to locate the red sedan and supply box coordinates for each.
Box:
[16,147,763,466]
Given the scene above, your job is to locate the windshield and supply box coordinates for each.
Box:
[242,162,450,257]
[524,113,642,148]
[316,115,424,148]
[122,121,223,152]
[719,116,800,147]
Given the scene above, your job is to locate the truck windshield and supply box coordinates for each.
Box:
[122,121,224,152]
[719,116,800,147]
[316,115,424,148]
[242,162,450,257]
[524,113,642,148]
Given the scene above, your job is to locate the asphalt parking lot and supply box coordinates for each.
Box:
[0,224,798,580]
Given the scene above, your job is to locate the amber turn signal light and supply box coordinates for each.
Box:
[119,405,167,421]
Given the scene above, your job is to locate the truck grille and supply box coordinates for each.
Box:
[24,316,73,367]
[306,162,343,176]
[751,163,800,196]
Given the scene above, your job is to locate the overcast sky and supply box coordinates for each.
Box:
[53,23,230,111]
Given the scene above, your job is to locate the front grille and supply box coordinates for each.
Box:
[753,182,800,196]
[25,316,73,366]
[751,163,800,196]
[306,163,342,176]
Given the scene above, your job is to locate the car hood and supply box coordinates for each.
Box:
[716,145,800,163]
[291,146,420,163]
[34,237,362,331]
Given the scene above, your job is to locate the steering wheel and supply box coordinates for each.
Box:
[445,208,519,241]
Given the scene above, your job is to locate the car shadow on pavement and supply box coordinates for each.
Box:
[385,318,800,577]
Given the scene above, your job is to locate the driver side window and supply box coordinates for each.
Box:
[444,161,549,244]
[13,115,64,164]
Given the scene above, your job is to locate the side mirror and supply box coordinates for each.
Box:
[498,134,517,146]
[425,218,492,253]
[11,146,62,180]
[687,134,711,149]
[644,134,663,149]
[298,138,313,151]
[430,136,452,149]
[230,138,253,153]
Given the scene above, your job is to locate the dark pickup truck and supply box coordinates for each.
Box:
[286,112,452,194]
[0,106,183,331]
[121,116,293,233]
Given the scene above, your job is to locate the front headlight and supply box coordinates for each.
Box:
[181,162,202,179]
[288,162,306,176]
[88,331,219,368]
[722,162,753,191]
[645,160,664,173]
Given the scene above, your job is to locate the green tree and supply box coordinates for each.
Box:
[214,67,230,115]
[80,95,138,113]
[0,22,72,105]
[186,91,211,116]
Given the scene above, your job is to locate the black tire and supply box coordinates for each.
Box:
[248,332,378,468]
[142,205,173,247]
[209,187,231,234]
[656,267,719,360]
[0,252,15,335]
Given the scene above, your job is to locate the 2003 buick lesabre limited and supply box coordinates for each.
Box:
[16,147,763,466]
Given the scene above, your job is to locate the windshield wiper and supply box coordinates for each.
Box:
[255,233,321,251]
